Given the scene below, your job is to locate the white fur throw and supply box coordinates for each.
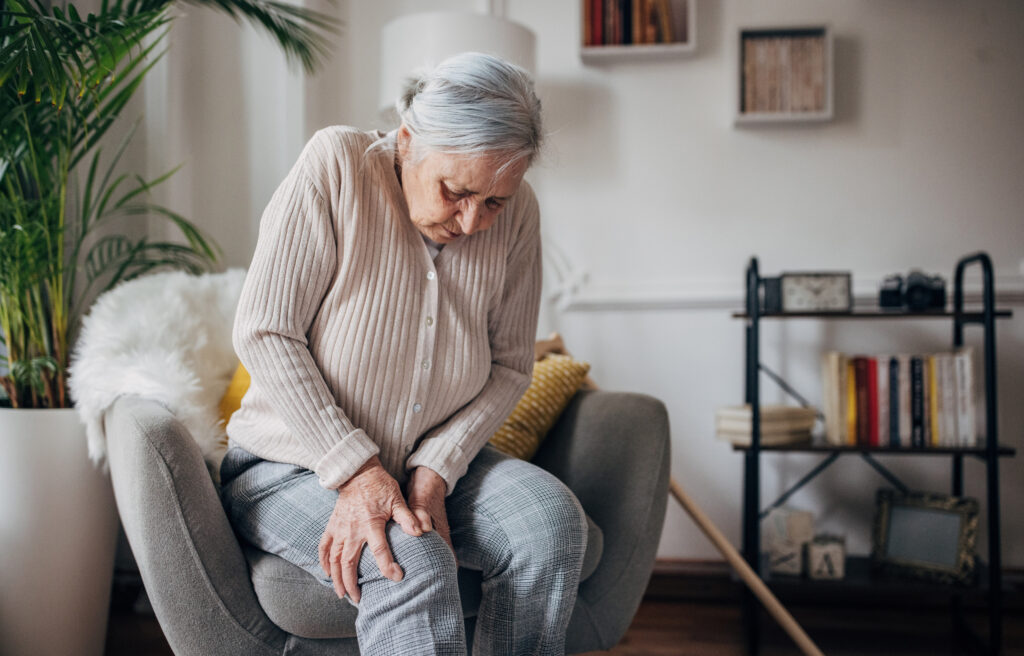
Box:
[68,268,247,479]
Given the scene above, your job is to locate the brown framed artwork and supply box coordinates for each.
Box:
[871,489,979,586]
[736,25,833,125]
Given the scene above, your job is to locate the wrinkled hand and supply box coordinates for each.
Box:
[318,456,422,603]
[406,466,454,560]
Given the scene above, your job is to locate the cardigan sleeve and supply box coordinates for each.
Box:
[405,184,543,495]
[232,136,380,490]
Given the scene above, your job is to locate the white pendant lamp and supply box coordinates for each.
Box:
[378,10,537,116]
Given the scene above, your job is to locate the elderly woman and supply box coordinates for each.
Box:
[219,52,588,655]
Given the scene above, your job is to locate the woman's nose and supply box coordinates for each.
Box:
[457,202,484,235]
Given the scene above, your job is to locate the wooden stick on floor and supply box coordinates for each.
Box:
[669,477,825,656]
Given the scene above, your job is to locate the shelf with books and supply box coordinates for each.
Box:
[580,0,696,63]
[732,309,1013,320]
[823,350,984,450]
[735,25,833,125]
[732,252,1012,655]
[732,442,1015,457]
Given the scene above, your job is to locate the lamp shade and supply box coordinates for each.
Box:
[379,11,536,115]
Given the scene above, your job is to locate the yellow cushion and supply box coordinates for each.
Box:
[488,354,591,461]
[219,362,251,427]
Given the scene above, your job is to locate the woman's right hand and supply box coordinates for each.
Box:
[318,456,423,603]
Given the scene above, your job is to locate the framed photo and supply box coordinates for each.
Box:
[871,489,979,585]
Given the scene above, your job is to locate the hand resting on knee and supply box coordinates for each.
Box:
[318,456,424,603]
[406,465,456,564]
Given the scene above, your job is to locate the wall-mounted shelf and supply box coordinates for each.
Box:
[581,0,696,63]
[735,25,833,125]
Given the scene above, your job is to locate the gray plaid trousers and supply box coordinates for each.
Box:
[219,443,588,655]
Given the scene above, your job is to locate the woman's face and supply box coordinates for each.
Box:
[396,126,528,244]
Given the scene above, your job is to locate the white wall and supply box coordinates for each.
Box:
[142,0,1024,565]
[512,0,1024,565]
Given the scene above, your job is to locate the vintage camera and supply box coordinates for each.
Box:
[879,270,947,311]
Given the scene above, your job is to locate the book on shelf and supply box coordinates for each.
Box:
[876,355,888,448]
[897,354,912,447]
[910,356,925,447]
[584,0,680,46]
[821,348,977,448]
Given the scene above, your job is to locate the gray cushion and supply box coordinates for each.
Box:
[247,511,604,640]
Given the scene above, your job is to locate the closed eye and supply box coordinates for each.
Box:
[441,182,468,202]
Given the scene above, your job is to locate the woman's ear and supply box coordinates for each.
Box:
[396,124,412,161]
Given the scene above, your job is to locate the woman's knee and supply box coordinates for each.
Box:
[520,475,588,562]
[383,523,458,588]
[479,465,589,570]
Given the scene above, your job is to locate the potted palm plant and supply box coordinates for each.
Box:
[0,0,337,653]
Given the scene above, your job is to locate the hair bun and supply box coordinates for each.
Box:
[399,74,427,112]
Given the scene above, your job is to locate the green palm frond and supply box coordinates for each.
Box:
[0,0,339,408]
[183,0,340,73]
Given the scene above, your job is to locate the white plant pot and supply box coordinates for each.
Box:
[0,407,118,656]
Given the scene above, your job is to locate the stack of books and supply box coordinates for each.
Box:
[715,405,817,446]
[821,348,978,448]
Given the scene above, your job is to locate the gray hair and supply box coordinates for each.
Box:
[368,51,543,175]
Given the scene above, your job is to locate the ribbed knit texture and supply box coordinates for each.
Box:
[226,126,542,494]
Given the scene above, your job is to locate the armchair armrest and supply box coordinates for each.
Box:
[532,389,671,652]
[104,394,286,656]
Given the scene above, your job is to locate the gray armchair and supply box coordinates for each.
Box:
[104,389,670,655]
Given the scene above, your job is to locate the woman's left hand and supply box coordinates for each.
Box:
[406,466,455,559]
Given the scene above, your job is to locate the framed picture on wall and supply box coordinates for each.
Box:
[735,25,833,124]
[871,489,979,586]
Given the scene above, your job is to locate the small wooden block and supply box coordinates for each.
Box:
[808,534,846,580]
[768,540,804,576]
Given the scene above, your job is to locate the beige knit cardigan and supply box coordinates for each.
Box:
[226,126,542,494]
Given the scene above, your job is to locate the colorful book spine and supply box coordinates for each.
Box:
[822,352,842,445]
[632,0,643,44]
[867,357,879,447]
[837,353,849,445]
[877,355,889,448]
[620,0,632,44]
[603,0,614,45]
[910,356,924,447]
[928,355,939,447]
[654,0,674,42]
[854,357,870,446]
[846,359,857,445]
[898,355,912,447]
[939,354,956,447]
[888,357,900,447]
[955,347,976,447]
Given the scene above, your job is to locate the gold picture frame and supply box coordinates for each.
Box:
[871,489,979,586]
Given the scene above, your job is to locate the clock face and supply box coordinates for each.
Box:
[781,273,852,312]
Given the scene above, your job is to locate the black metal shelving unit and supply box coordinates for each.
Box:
[735,252,1015,655]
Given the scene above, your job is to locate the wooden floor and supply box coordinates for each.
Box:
[580,600,1024,655]
[106,593,1024,655]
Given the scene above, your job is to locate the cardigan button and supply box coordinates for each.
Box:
[426,271,436,281]
[413,403,423,413]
